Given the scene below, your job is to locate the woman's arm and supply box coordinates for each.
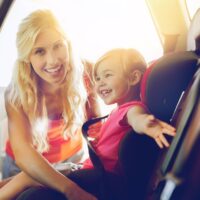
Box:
[5,98,69,192]
[0,177,13,189]
[127,105,176,148]
[0,172,40,200]
[4,96,97,200]
[0,171,97,200]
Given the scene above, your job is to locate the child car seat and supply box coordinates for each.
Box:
[155,66,200,200]
[141,51,198,122]
[140,51,199,199]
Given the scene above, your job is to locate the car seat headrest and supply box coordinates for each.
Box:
[141,51,199,122]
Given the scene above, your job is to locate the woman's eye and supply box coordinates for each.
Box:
[35,49,45,56]
[54,43,63,50]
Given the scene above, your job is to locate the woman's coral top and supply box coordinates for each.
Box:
[5,119,83,163]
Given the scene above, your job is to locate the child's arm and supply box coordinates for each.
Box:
[0,172,41,200]
[127,105,176,148]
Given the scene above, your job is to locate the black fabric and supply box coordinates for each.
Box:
[16,168,127,200]
[160,67,200,174]
[82,115,108,171]
[68,169,128,200]
[118,131,160,199]
[155,69,200,200]
[16,187,66,200]
[81,115,114,199]
[145,51,199,122]
[145,60,200,200]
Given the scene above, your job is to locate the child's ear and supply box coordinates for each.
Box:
[128,70,142,86]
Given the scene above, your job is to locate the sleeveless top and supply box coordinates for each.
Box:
[5,119,83,163]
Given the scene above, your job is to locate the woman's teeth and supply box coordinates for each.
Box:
[45,66,61,73]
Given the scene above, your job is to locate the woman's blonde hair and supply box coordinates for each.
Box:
[8,10,87,152]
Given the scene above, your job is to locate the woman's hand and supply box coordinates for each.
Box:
[0,172,41,200]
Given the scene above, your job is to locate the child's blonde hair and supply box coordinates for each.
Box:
[7,10,87,152]
[94,48,146,97]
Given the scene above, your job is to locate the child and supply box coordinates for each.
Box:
[0,48,175,200]
[83,48,176,174]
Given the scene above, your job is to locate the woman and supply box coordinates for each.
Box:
[1,9,98,200]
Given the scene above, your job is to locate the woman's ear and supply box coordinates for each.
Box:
[128,70,142,86]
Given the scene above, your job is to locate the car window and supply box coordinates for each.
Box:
[186,0,200,19]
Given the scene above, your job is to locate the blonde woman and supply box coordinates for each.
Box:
[1,9,97,200]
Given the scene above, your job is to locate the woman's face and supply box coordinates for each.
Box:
[29,28,70,89]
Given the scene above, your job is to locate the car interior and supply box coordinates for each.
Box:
[0,0,199,199]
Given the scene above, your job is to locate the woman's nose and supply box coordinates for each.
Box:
[46,50,58,66]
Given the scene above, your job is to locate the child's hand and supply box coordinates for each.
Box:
[87,121,102,144]
[127,106,176,148]
[142,114,176,148]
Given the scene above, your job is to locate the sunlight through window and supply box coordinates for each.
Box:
[0,0,162,88]
[186,0,200,19]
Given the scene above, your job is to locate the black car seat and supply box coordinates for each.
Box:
[141,52,199,199]
[153,66,200,200]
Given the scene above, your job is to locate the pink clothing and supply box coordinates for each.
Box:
[83,101,147,174]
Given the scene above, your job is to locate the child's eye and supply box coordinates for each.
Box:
[105,73,112,78]
[95,76,100,82]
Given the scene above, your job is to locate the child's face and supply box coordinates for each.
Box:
[94,56,134,106]
[29,28,70,90]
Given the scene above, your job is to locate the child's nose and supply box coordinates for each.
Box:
[98,78,106,87]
